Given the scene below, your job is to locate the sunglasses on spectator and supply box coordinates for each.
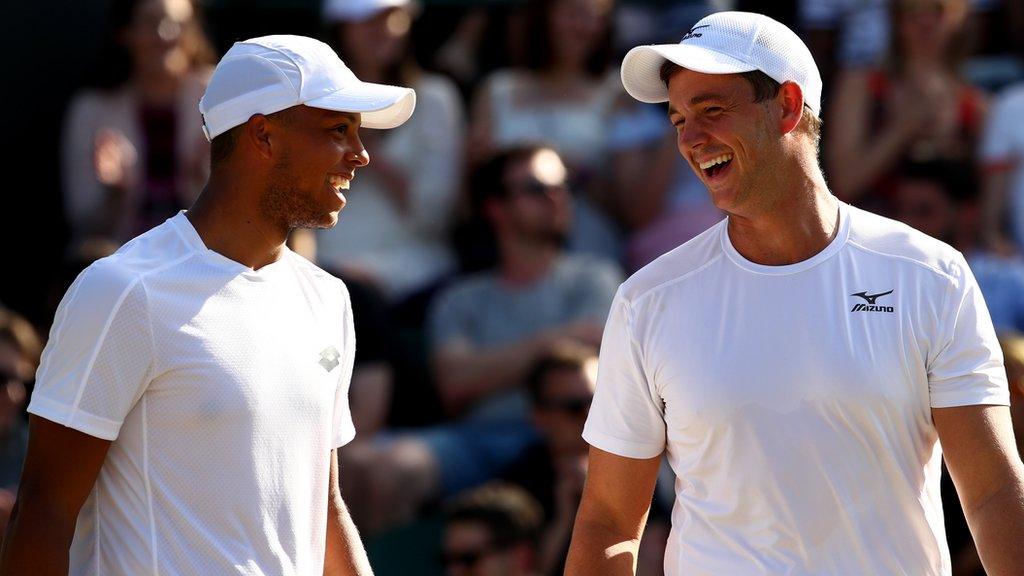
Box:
[538,397,592,416]
[507,178,566,198]
[439,545,503,568]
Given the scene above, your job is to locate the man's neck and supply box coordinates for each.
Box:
[726,167,839,266]
[498,237,561,285]
[185,174,289,270]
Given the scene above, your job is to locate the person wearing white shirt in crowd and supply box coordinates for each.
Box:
[316,0,465,300]
[0,35,415,576]
[566,11,1024,576]
[981,81,1024,254]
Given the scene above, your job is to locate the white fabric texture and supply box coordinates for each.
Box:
[584,202,1008,576]
[200,35,415,138]
[28,212,357,575]
[980,82,1024,248]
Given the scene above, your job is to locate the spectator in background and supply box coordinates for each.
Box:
[440,483,544,576]
[470,0,622,262]
[502,343,596,576]
[317,0,465,300]
[801,0,899,86]
[0,309,42,541]
[892,162,1024,334]
[980,80,1024,253]
[62,0,215,245]
[342,146,621,535]
[827,0,984,214]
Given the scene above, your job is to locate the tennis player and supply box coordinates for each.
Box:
[0,35,414,576]
[567,11,1024,576]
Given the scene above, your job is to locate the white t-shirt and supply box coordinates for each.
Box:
[28,212,357,576]
[980,82,1024,247]
[584,202,1008,576]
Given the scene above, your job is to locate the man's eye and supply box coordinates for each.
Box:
[335,125,348,135]
[706,106,723,115]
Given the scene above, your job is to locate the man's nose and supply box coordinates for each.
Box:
[348,146,369,167]
[678,122,709,151]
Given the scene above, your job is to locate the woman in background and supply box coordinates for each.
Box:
[827,0,985,215]
[469,0,622,263]
[316,0,465,301]
[62,0,215,246]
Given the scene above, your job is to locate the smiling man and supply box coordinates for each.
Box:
[0,35,414,576]
[566,11,1024,576]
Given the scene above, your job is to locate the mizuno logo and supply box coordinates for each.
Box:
[319,346,341,372]
[852,290,893,304]
[681,25,710,41]
[850,290,894,313]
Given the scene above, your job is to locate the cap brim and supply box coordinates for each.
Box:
[305,81,416,129]
[620,44,758,103]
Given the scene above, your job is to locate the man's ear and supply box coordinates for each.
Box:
[243,114,275,161]
[777,82,804,136]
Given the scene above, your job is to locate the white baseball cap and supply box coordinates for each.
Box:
[620,11,823,116]
[322,0,413,23]
[198,34,417,140]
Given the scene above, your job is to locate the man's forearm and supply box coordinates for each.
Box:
[0,500,76,576]
[435,338,546,413]
[564,516,646,576]
[964,470,1024,576]
[324,492,373,576]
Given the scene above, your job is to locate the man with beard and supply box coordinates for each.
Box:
[342,145,622,534]
[0,35,414,576]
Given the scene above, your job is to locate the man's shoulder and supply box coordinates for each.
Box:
[435,269,499,304]
[286,252,350,301]
[555,254,623,282]
[846,205,965,282]
[84,218,199,289]
[619,218,727,304]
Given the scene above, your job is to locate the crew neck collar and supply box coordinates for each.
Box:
[721,201,850,276]
[170,211,292,282]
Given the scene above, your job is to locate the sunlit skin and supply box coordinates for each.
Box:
[666,67,836,265]
[186,105,369,271]
[261,106,370,231]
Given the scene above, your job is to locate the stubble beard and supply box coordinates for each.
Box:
[260,157,336,231]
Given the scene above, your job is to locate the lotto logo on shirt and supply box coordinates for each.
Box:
[850,290,894,313]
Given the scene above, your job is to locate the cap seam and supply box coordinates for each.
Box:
[745,20,761,59]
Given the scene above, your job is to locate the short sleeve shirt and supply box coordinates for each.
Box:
[28,212,356,575]
[584,202,1008,575]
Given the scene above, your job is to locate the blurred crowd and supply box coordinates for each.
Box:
[2,0,1024,574]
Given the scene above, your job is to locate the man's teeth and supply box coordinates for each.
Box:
[699,154,733,170]
[328,175,350,191]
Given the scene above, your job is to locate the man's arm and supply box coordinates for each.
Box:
[324,448,373,576]
[565,446,661,576]
[433,322,603,415]
[933,405,1024,575]
[0,416,111,576]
